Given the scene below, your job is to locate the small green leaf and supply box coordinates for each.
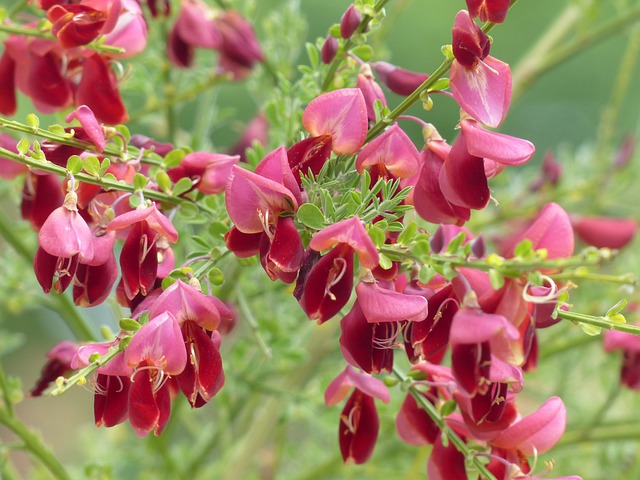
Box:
[397,221,417,245]
[161,276,178,290]
[164,149,186,169]
[26,113,40,131]
[119,318,141,332]
[489,269,505,290]
[208,268,225,286]
[16,137,29,155]
[48,124,66,135]
[329,24,341,38]
[83,155,100,176]
[179,202,199,218]
[606,298,628,317]
[608,313,626,325]
[378,253,392,270]
[173,177,193,196]
[112,135,125,151]
[305,42,319,68]
[446,232,466,255]
[115,125,131,143]
[428,78,449,92]
[133,173,148,191]
[209,222,229,238]
[66,155,83,174]
[156,171,172,193]
[352,45,373,61]
[297,203,326,230]
[129,195,142,209]
[99,158,111,177]
[418,264,435,284]
[368,225,385,247]
[579,323,602,336]
[440,400,457,417]
[514,239,534,259]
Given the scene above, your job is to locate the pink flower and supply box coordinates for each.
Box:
[325,366,389,464]
[356,123,420,180]
[466,0,511,23]
[449,10,512,127]
[572,216,637,249]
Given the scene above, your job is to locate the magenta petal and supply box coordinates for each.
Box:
[309,216,379,269]
[38,206,94,263]
[325,365,390,406]
[356,123,420,178]
[439,133,490,210]
[604,329,640,353]
[426,434,468,480]
[128,369,161,437]
[491,396,566,455]
[302,88,368,155]
[356,281,428,323]
[65,105,106,153]
[149,280,220,331]
[107,204,178,243]
[225,165,298,234]
[450,55,512,128]
[573,216,637,249]
[125,312,187,375]
[174,0,221,49]
[254,146,303,205]
[450,307,522,365]
[412,146,471,224]
[505,203,574,260]
[461,119,535,166]
[339,390,379,464]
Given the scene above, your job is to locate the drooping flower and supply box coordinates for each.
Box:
[466,0,511,23]
[30,341,79,396]
[356,123,420,181]
[325,366,389,464]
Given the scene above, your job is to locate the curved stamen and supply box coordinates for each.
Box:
[522,275,558,304]
[325,257,348,301]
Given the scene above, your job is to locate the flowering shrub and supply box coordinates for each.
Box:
[0,0,639,478]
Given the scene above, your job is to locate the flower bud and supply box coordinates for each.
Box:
[321,35,339,64]
[340,5,362,39]
[372,62,428,96]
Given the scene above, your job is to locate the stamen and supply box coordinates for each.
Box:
[523,275,558,304]
[325,258,348,301]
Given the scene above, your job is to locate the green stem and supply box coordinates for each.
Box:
[0,210,97,341]
[320,0,391,92]
[550,271,637,286]
[392,366,496,480]
[0,145,183,205]
[128,75,226,123]
[557,309,640,335]
[234,289,273,360]
[0,409,70,480]
[595,24,640,158]
[558,421,640,448]
[0,24,125,55]
[365,58,454,142]
[512,4,640,102]
[0,117,163,166]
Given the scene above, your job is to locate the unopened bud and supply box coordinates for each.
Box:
[373,61,429,96]
[340,5,362,39]
[321,35,339,64]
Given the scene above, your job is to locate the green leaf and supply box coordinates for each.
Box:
[368,225,385,247]
[161,276,178,290]
[352,45,373,61]
[99,158,111,177]
[119,318,141,332]
[297,203,326,230]
[329,24,341,38]
[440,400,457,417]
[66,155,83,175]
[129,195,142,209]
[446,232,466,255]
[26,113,40,131]
[16,137,29,155]
[179,202,199,218]
[156,171,172,193]
[115,124,131,143]
[514,239,534,259]
[579,323,602,336]
[428,78,450,91]
[305,42,319,68]
[173,177,193,196]
[209,222,229,238]
[378,253,392,270]
[112,135,125,151]
[397,221,417,245]
[133,173,148,191]
[489,269,505,290]
[208,267,225,286]
[164,149,186,169]
[606,298,628,317]
[83,155,100,176]
[48,124,66,136]
[418,264,435,284]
